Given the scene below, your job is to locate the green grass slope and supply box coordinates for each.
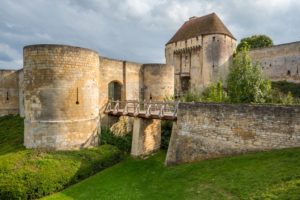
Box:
[45,148,300,200]
[0,115,24,154]
[0,115,123,199]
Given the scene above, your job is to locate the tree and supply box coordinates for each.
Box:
[227,48,271,103]
[237,35,273,52]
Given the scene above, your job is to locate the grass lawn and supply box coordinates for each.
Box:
[45,148,300,200]
[0,115,123,199]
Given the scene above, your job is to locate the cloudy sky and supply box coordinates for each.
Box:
[0,0,300,69]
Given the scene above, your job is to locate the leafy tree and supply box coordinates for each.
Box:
[227,48,271,103]
[237,35,273,52]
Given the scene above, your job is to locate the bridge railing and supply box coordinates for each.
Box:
[104,100,178,120]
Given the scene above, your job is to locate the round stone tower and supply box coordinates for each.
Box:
[23,44,100,150]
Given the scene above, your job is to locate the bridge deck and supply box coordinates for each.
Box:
[104,100,178,121]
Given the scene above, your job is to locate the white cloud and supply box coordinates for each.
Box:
[0,0,299,69]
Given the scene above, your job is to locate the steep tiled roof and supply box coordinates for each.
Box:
[166,13,236,45]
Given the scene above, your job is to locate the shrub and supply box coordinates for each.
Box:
[201,81,228,102]
[0,145,122,200]
[100,127,132,153]
[272,81,300,98]
[179,89,202,102]
[267,90,295,105]
[0,116,123,200]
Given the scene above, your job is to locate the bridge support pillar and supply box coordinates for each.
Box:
[131,118,161,157]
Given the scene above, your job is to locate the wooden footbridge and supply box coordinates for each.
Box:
[104,100,179,121]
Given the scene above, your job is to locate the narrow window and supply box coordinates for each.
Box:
[6,90,9,101]
[76,88,79,104]
[287,70,291,76]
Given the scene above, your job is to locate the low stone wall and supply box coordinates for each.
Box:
[166,103,300,165]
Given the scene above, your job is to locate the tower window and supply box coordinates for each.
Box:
[212,36,216,41]
[287,70,291,76]
[76,88,79,104]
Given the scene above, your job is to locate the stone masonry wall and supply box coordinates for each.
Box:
[99,57,142,111]
[249,41,300,83]
[17,69,24,117]
[0,70,19,116]
[166,102,300,165]
[142,64,174,101]
[23,44,100,150]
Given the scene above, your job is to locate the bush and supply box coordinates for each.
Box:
[0,116,123,200]
[100,127,132,153]
[201,81,228,102]
[0,145,122,200]
[267,90,295,105]
[161,121,173,150]
[180,89,202,102]
[272,81,300,98]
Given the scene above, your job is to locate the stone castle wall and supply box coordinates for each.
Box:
[0,70,19,116]
[23,44,100,150]
[142,64,174,101]
[98,57,143,112]
[166,103,300,165]
[249,41,300,83]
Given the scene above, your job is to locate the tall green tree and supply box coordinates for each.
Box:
[237,35,273,52]
[227,48,271,103]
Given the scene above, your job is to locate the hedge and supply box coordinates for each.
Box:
[0,116,123,199]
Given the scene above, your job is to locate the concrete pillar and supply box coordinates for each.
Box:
[131,118,161,156]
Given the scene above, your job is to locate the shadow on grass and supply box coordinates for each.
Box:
[0,115,25,156]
